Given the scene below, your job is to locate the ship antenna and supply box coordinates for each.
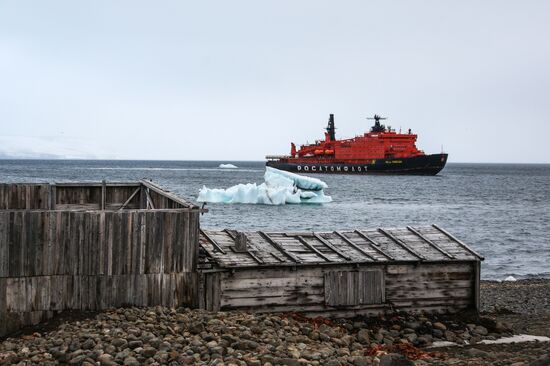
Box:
[326,114,336,141]
[367,114,387,133]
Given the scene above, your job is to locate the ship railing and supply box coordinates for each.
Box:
[265,155,291,160]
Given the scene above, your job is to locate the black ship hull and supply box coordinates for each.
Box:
[266,153,448,175]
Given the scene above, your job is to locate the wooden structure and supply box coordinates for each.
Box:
[198,226,484,317]
[1,180,485,335]
[0,181,201,337]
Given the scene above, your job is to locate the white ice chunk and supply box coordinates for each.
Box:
[265,166,327,191]
[219,163,238,169]
[429,334,550,348]
[479,334,550,344]
[197,167,332,205]
[428,341,457,348]
[504,275,517,282]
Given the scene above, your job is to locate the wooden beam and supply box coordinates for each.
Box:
[312,233,352,261]
[269,252,285,262]
[295,235,331,262]
[333,231,378,261]
[223,228,237,240]
[118,187,141,211]
[354,230,395,260]
[25,185,31,210]
[200,229,226,254]
[140,186,147,209]
[49,184,56,210]
[259,232,301,263]
[140,179,198,209]
[145,188,155,209]
[239,248,264,264]
[378,228,425,260]
[53,182,141,187]
[406,226,455,259]
[432,224,484,260]
[227,244,264,263]
[474,261,481,312]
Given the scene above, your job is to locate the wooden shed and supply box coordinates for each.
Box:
[198,226,484,317]
[0,180,202,337]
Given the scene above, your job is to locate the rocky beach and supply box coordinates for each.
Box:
[1,280,549,366]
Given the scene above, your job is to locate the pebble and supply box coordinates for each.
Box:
[379,353,414,366]
[465,348,490,358]
[98,354,116,366]
[357,329,370,344]
[529,354,550,366]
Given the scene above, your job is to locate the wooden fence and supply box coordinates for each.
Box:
[0,182,201,337]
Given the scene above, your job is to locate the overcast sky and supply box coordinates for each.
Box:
[1,1,549,162]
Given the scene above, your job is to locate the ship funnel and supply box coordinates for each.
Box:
[326,114,336,141]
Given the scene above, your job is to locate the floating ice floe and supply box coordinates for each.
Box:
[197,167,332,205]
[219,163,238,169]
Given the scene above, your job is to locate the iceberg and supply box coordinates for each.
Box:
[219,163,238,169]
[197,167,332,205]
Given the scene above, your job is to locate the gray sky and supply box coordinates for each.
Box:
[1,1,549,162]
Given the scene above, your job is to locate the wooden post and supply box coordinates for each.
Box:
[139,185,147,209]
[50,185,56,210]
[101,180,106,210]
[25,186,31,210]
[474,261,481,312]
[234,232,248,252]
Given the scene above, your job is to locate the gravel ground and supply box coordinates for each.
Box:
[481,279,550,315]
[422,279,550,366]
[0,279,548,366]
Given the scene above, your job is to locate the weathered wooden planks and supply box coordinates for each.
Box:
[213,262,476,316]
[0,181,201,337]
[200,228,483,268]
[0,184,50,210]
[1,210,198,278]
[0,182,200,212]
[324,270,384,306]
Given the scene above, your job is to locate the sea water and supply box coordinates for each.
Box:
[1,159,548,280]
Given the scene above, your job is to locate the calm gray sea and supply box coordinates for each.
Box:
[1,159,548,280]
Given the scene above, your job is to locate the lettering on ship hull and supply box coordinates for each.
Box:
[297,165,369,173]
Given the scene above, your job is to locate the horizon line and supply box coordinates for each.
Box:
[0,158,549,165]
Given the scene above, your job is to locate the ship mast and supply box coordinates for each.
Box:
[326,114,336,141]
[367,114,387,133]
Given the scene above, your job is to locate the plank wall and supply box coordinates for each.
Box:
[0,184,200,337]
[204,262,476,318]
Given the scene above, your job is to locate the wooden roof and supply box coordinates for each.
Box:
[199,225,484,269]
